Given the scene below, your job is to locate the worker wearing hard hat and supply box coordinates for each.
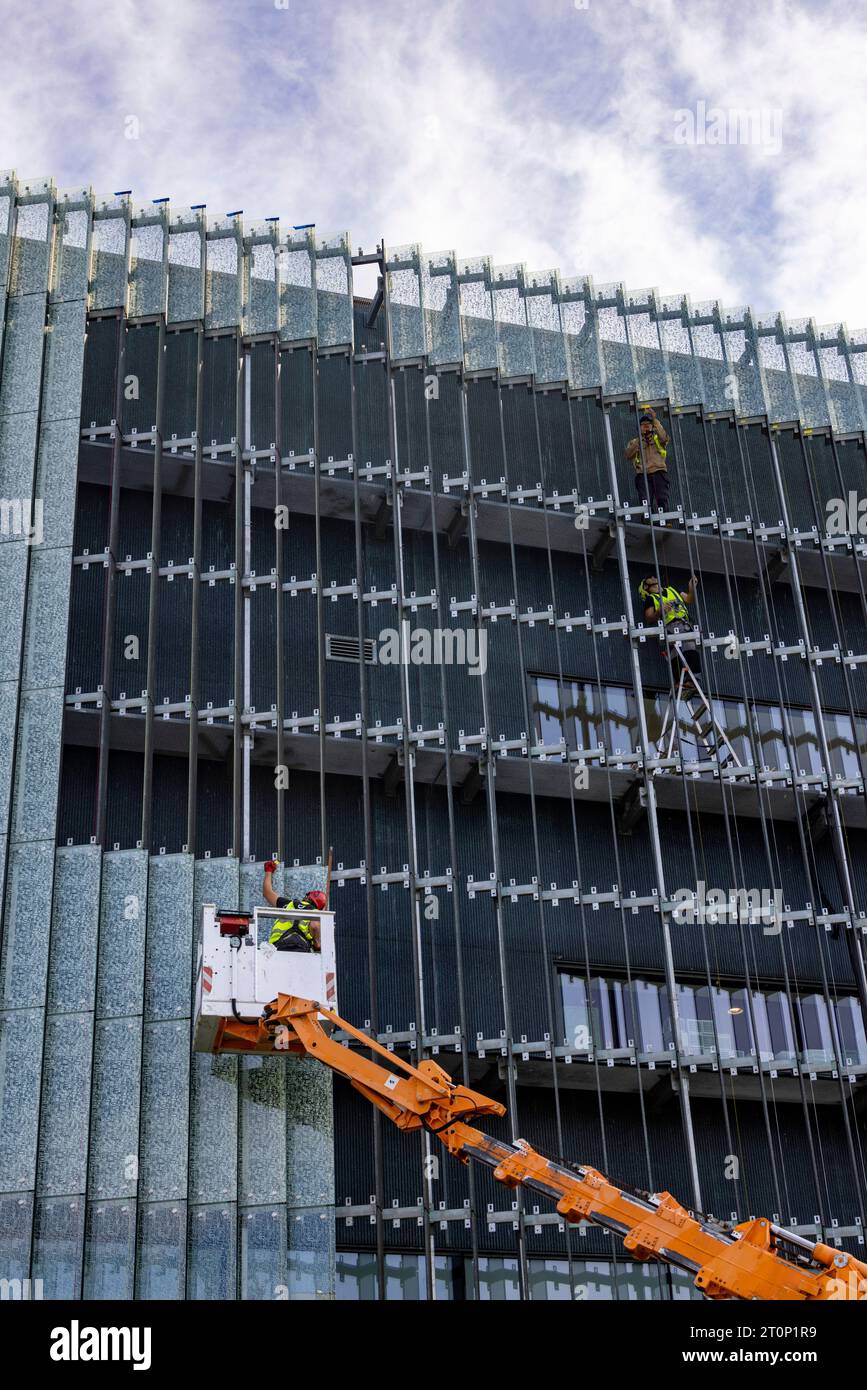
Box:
[262,860,327,952]
[639,573,700,692]
[625,406,670,518]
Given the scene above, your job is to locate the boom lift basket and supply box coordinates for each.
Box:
[193,904,338,1054]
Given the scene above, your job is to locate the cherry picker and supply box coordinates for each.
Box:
[194,902,867,1302]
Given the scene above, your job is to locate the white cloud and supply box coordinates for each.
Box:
[1,0,864,327]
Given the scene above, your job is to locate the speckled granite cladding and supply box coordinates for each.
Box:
[0,181,86,1271]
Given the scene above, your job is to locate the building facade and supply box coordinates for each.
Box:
[1,174,867,1300]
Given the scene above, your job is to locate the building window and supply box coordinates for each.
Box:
[559,970,867,1067]
[529,672,867,782]
[335,1252,689,1299]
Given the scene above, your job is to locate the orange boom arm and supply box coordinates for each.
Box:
[254,993,867,1301]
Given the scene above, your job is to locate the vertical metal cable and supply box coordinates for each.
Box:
[601,406,704,1210]
[94,311,127,844]
[387,366,437,1299]
[186,326,205,855]
[348,344,386,1298]
[421,366,482,1298]
[140,317,166,850]
[312,347,327,861]
[459,371,530,1298]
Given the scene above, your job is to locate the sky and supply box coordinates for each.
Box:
[1,0,865,327]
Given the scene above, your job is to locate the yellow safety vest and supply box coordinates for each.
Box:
[638,431,668,464]
[269,901,316,948]
[647,586,688,626]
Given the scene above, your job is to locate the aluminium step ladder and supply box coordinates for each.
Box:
[656,641,743,769]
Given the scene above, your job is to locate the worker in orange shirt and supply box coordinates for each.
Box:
[625,406,670,518]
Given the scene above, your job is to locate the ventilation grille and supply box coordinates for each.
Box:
[325,634,376,664]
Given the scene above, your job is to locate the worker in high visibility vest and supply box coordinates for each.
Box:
[262,860,326,952]
[625,406,670,518]
[640,573,701,692]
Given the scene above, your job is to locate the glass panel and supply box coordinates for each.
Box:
[41,298,86,423]
[0,1192,33,1283]
[315,234,353,349]
[422,251,462,365]
[758,328,799,422]
[82,1199,136,1299]
[285,1053,334,1209]
[561,285,600,389]
[387,245,425,361]
[46,844,101,1013]
[137,1202,186,1299]
[35,417,80,551]
[239,1056,286,1205]
[659,299,702,405]
[670,984,700,1056]
[0,841,53,1009]
[167,218,205,323]
[602,685,636,755]
[11,688,64,842]
[95,849,148,1020]
[693,987,717,1057]
[240,1204,287,1300]
[458,258,496,372]
[789,708,822,776]
[188,1204,236,1300]
[188,1053,238,1205]
[129,218,166,318]
[279,233,316,342]
[711,698,751,765]
[562,972,590,1050]
[88,1016,142,1200]
[139,1019,189,1201]
[205,229,241,329]
[729,989,759,1059]
[625,979,665,1053]
[824,711,861,780]
[0,292,46,416]
[0,1008,43,1190]
[531,675,566,748]
[286,1205,336,1300]
[90,212,129,310]
[0,547,27,684]
[493,265,534,377]
[836,998,867,1067]
[145,853,194,1020]
[33,1196,84,1299]
[0,415,38,551]
[476,1256,521,1300]
[753,704,788,770]
[766,992,797,1062]
[590,976,615,1050]
[570,681,602,752]
[9,194,52,295]
[22,544,72,691]
[336,1251,447,1300]
[797,994,835,1066]
[37,1011,93,1196]
[597,302,634,394]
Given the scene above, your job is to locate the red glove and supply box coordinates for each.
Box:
[264,860,278,874]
